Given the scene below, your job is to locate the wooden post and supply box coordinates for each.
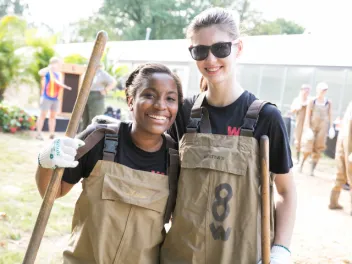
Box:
[260,135,271,264]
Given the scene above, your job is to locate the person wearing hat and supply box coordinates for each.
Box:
[290,84,311,163]
[36,57,72,140]
[300,82,335,176]
[81,63,117,131]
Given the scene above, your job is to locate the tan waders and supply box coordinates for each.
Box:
[63,123,179,264]
[294,104,307,162]
[329,105,352,213]
[161,93,275,264]
[301,100,330,175]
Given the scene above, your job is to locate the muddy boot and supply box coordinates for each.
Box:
[310,161,317,176]
[328,190,343,210]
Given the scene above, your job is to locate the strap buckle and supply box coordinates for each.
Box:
[103,133,118,154]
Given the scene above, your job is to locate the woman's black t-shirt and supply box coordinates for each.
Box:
[169,91,293,174]
[62,122,167,184]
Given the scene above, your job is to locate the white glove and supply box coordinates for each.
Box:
[328,127,336,139]
[349,153,352,163]
[257,245,292,264]
[38,137,85,169]
[304,128,314,140]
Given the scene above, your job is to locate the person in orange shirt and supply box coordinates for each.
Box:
[36,57,72,140]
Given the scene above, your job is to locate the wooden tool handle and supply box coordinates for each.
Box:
[260,135,271,264]
[22,31,108,264]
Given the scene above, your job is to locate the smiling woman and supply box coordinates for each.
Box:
[125,64,183,150]
[162,7,296,264]
[34,63,183,264]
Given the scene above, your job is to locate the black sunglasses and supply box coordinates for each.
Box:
[188,40,239,61]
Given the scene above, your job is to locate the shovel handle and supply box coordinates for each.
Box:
[22,31,108,264]
[260,135,271,264]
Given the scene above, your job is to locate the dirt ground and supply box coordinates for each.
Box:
[0,131,352,263]
[290,160,352,264]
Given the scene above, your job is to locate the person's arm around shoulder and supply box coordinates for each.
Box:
[36,137,85,198]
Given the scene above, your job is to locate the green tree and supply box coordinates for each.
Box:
[249,18,305,36]
[0,40,20,101]
[0,0,28,17]
[70,16,122,42]
[72,0,264,41]
[64,54,88,65]
[72,0,207,41]
[0,15,26,101]
[25,29,56,88]
[207,0,261,30]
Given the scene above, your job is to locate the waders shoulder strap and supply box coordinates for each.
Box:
[164,147,179,224]
[163,133,180,223]
[186,92,212,134]
[75,122,121,160]
[240,100,269,137]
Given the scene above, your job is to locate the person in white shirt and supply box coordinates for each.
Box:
[290,84,311,163]
[300,82,335,176]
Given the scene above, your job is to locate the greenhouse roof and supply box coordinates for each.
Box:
[54,34,352,67]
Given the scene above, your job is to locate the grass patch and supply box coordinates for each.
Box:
[0,132,80,264]
[0,251,23,264]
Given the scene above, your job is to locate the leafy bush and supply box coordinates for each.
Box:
[0,103,36,133]
[0,16,28,101]
[64,54,88,65]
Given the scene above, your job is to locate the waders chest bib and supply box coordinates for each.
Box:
[63,122,179,264]
[161,93,275,264]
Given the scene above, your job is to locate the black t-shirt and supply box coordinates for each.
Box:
[62,122,168,184]
[169,91,292,174]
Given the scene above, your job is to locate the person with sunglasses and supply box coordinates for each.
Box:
[161,7,296,264]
